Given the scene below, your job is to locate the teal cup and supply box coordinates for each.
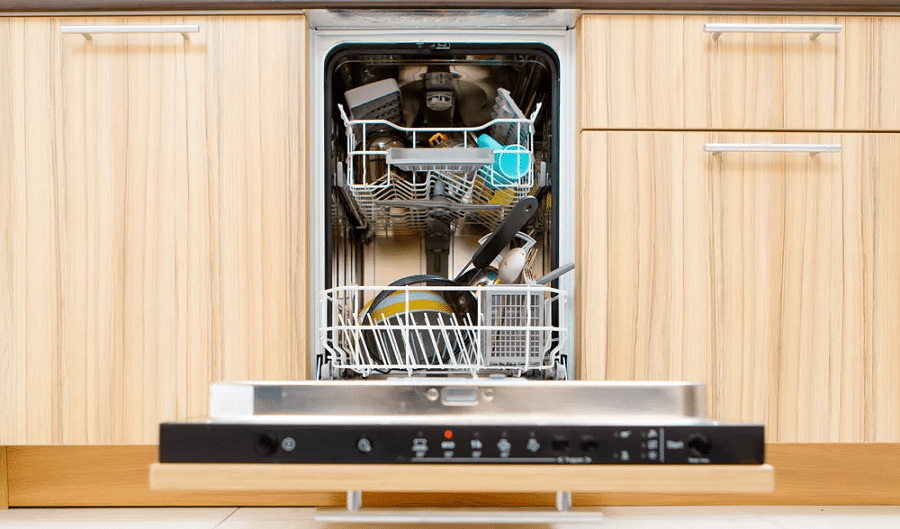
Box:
[477,133,531,189]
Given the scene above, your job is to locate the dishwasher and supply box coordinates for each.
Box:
[155,9,770,522]
[314,19,571,382]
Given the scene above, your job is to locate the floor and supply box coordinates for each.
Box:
[0,506,899,528]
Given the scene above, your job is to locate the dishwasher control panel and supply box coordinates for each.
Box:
[159,423,764,465]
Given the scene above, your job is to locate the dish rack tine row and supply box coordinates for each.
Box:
[320,285,567,379]
[333,310,483,377]
[337,104,541,187]
[335,92,543,234]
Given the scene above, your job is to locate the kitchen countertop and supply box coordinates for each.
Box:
[2,1,900,14]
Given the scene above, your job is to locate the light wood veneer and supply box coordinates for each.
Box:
[578,131,900,443]
[2,445,897,506]
[580,15,900,131]
[149,462,774,493]
[0,447,8,509]
[0,15,308,445]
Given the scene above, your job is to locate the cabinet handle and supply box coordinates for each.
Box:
[705,143,841,155]
[704,23,842,41]
[61,24,200,41]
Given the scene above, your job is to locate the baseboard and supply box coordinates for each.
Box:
[4,444,900,506]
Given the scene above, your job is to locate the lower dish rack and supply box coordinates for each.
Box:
[319,284,567,379]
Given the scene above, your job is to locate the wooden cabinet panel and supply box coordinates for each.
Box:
[578,15,686,130]
[578,131,900,442]
[0,15,307,445]
[579,15,877,131]
[871,17,900,129]
[868,134,900,441]
[1,17,58,444]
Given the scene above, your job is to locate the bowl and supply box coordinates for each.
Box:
[361,289,459,366]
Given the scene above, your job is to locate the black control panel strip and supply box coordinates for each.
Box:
[159,423,764,465]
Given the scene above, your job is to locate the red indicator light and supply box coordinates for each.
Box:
[444,430,453,439]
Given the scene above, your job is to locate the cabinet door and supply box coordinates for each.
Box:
[580,15,872,131]
[578,131,900,442]
[0,16,307,444]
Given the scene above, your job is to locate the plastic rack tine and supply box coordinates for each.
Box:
[336,311,351,364]
[412,315,430,366]
[476,310,487,365]
[455,312,469,366]
[445,313,462,366]
[425,313,443,366]
[351,311,366,364]
[525,289,534,368]
[463,312,477,365]
[441,312,458,366]
[469,312,482,366]
[363,312,384,367]
[380,313,403,367]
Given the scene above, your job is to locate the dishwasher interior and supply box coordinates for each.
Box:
[317,40,571,380]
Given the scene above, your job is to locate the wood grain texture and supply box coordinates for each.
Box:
[150,463,774,494]
[0,17,58,445]
[871,19,900,131]
[869,134,900,441]
[0,447,7,509]
[579,15,880,131]
[6,446,340,507]
[0,15,307,445]
[579,131,900,442]
[7,445,900,506]
[578,14,685,131]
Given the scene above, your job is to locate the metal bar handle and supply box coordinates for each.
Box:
[705,143,841,156]
[61,24,200,40]
[705,23,842,40]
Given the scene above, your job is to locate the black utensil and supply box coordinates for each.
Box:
[453,196,539,283]
[361,196,539,366]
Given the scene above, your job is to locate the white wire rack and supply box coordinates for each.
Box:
[337,92,541,234]
[320,284,566,378]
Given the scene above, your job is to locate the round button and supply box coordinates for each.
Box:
[281,437,297,452]
[688,434,712,456]
[254,433,279,457]
[357,437,373,453]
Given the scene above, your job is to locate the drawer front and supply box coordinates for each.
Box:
[580,15,876,131]
[578,130,900,442]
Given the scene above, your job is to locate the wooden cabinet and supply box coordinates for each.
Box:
[580,15,900,131]
[0,15,307,445]
[578,13,900,443]
[578,131,900,442]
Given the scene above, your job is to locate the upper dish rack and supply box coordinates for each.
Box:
[337,89,543,235]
